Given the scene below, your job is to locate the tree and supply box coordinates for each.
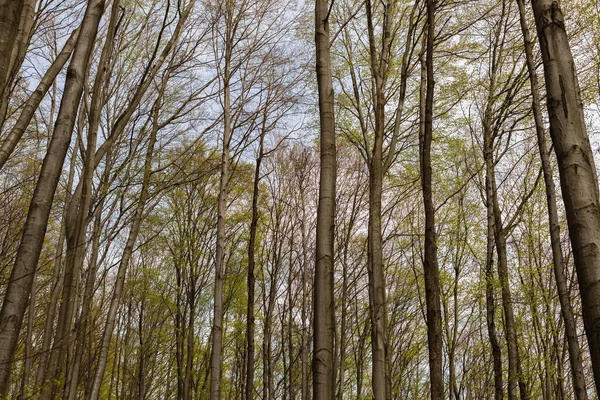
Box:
[0,1,106,393]
[313,0,337,398]
[532,0,600,395]
[420,0,444,397]
[517,0,588,397]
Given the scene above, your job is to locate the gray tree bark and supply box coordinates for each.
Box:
[517,1,588,398]
[209,28,231,400]
[313,0,336,398]
[531,0,600,395]
[364,1,393,396]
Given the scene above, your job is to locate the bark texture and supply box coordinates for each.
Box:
[517,1,588,398]
[532,0,600,395]
[313,0,336,398]
[421,1,444,397]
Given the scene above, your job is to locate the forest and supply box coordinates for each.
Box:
[0,0,600,399]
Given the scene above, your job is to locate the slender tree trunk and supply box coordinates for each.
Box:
[0,27,79,170]
[210,25,232,400]
[88,93,160,400]
[184,297,195,400]
[175,262,185,399]
[483,87,529,400]
[0,1,105,394]
[299,169,310,400]
[64,147,112,400]
[245,119,265,400]
[491,188,529,400]
[484,177,503,400]
[517,1,588,398]
[65,201,104,400]
[138,298,146,400]
[19,271,35,399]
[531,0,600,395]
[313,0,336,398]
[421,1,444,398]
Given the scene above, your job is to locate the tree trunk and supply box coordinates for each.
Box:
[88,90,160,400]
[245,116,265,400]
[421,1,444,398]
[531,0,600,395]
[0,27,79,170]
[0,1,105,394]
[33,132,80,394]
[209,24,232,400]
[313,0,336,398]
[484,173,503,400]
[517,1,588,398]
[18,269,35,399]
[299,166,311,400]
[364,1,393,397]
[491,188,529,400]
[0,0,35,130]
[0,0,25,121]
[40,5,120,396]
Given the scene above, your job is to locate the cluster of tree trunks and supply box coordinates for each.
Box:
[0,0,599,399]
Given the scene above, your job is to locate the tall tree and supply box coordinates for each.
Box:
[313,0,337,398]
[209,0,234,394]
[517,0,588,398]
[0,0,106,394]
[531,0,600,395]
[421,0,444,397]
[364,1,394,396]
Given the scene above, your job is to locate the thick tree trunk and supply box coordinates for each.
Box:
[40,6,120,396]
[531,0,600,395]
[0,0,25,119]
[517,1,588,398]
[0,1,105,394]
[313,0,336,398]
[0,0,35,130]
[364,1,392,397]
[421,2,444,398]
